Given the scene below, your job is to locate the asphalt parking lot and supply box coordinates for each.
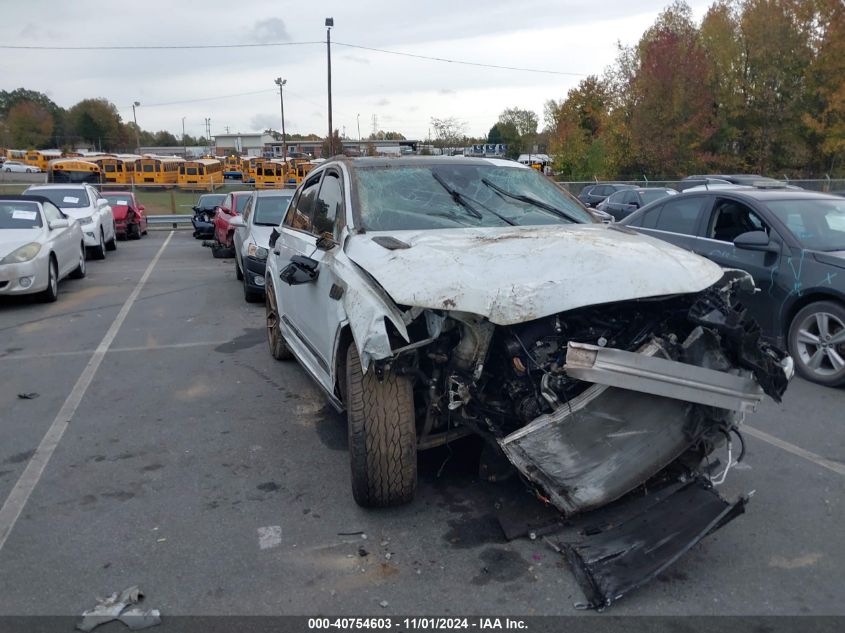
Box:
[0,230,843,619]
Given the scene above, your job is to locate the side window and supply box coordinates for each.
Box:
[629,203,663,229]
[242,197,254,223]
[291,174,322,233]
[619,191,634,204]
[222,194,232,211]
[654,196,707,235]
[42,201,63,222]
[708,199,770,242]
[313,171,343,237]
[283,190,301,227]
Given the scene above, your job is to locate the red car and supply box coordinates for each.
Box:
[212,190,251,255]
[103,191,148,239]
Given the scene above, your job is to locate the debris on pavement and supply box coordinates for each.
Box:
[379,600,389,608]
[17,392,39,399]
[77,586,161,631]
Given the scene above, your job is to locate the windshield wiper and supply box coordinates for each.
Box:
[480,178,582,223]
[431,172,516,226]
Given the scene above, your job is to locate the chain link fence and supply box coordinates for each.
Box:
[555,178,845,196]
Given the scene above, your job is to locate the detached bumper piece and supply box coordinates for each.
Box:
[560,478,747,610]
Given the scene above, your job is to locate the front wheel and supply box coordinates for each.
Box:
[68,244,86,279]
[39,258,59,303]
[91,230,106,260]
[265,282,293,360]
[788,300,845,386]
[346,344,417,508]
[106,224,117,251]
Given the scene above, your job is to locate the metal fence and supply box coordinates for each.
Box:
[555,178,845,196]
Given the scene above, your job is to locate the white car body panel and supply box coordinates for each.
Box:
[344,224,724,326]
[24,185,115,249]
[0,202,84,296]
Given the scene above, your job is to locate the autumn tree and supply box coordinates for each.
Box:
[430,117,466,150]
[5,101,54,148]
[67,98,123,151]
[0,88,66,147]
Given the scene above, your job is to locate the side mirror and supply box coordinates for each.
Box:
[192,206,200,212]
[269,227,280,249]
[97,198,109,207]
[49,219,69,230]
[629,201,640,209]
[229,215,245,228]
[221,207,232,215]
[280,255,319,285]
[315,232,338,251]
[733,230,780,253]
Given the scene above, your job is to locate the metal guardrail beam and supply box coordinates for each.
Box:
[147,214,193,227]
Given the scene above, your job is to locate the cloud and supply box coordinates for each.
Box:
[250,113,280,131]
[375,98,390,107]
[248,18,289,43]
[438,89,456,95]
[342,55,370,65]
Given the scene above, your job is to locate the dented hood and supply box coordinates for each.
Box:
[345,224,723,324]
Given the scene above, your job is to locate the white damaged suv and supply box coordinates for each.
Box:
[25,184,117,260]
[264,157,792,606]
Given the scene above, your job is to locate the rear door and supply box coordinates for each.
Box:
[42,201,76,276]
[635,194,711,251]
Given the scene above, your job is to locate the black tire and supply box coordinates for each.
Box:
[90,230,106,260]
[235,257,244,281]
[788,300,845,387]
[39,257,59,303]
[211,242,234,258]
[346,344,417,508]
[105,225,117,251]
[68,243,87,279]
[265,282,293,360]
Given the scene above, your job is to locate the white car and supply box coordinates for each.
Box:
[230,189,294,302]
[2,161,41,174]
[0,195,86,301]
[25,184,117,259]
[263,157,793,607]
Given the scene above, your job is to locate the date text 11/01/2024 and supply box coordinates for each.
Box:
[307,618,528,630]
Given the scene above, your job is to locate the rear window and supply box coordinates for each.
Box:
[235,195,250,213]
[0,201,42,228]
[27,188,90,209]
[254,195,293,226]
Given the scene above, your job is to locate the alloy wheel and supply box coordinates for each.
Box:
[794,310,845,377]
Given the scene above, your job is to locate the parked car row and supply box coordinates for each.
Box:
[0,184,148,302]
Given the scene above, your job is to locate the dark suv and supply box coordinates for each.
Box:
[577,183,636,207]
[620,187,845,386]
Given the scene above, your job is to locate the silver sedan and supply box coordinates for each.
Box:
[0,195,86,302]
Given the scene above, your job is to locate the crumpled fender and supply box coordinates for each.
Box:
[332,248,409,371]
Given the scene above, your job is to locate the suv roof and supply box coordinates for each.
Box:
[26,184,91,190]
[324,156,527,170]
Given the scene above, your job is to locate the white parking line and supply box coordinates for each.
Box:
[0,231,174,553]
[0,340,231,362]
[744,425,845,477]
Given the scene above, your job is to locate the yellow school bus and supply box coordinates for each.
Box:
[177,158,224,190]
[242,156,267,183]
[288,158,315,185]
[47,159,103,184]
[223,155,243,179]
[134,156,184,186]
[254,159,288,189]
[24,149,62,171]
[91,155,140,185]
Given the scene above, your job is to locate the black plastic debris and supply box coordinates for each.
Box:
[77,586,161,631]
[558,479,747,610]
[17,392,39,399]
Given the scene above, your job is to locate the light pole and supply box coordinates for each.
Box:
[325,17,334,157]
[357,113,361,155]
[274,77,287,163]
[181,116,186,158]
[131,101,140,153]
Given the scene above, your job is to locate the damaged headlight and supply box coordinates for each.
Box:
[247,244,269,260]
[1,242,41,264]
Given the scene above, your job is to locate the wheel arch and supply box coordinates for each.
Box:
[784,290,845,338]
[333,324,354,406]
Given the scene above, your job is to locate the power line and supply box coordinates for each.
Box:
[133,89,277,108]
[0,41,322,50]
[333,42,586,77]
[0,38,586,76]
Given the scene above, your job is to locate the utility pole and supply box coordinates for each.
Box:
[131,101,141,153]
[181,117,186,158]
[275,77,287,163]
[372,114,378,137]
[325,17,334,157]
[357,113,361,155]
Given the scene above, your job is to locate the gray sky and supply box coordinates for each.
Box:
[0,0,712,141]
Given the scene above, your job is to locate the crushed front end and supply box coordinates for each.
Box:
[369,273,791,608]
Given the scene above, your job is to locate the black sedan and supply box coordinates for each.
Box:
[191,193,226,239]
[597,187,678,221]
[577,183,636,208]
[620,187,845,386]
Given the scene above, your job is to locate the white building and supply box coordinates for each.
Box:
[213,133,277,157]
